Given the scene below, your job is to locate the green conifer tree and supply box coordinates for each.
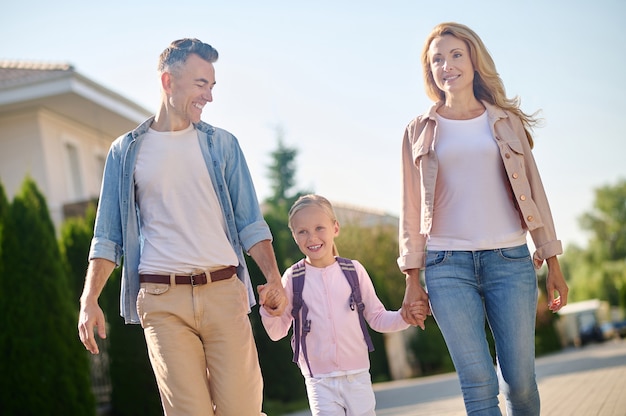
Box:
[0,177,95,414]
[0,181,10,370]
[0,180,8,279]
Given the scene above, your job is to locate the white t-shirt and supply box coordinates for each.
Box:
[427,112,526,251]
[134,124,238,274]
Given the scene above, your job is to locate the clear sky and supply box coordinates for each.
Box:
[2,0,625,249]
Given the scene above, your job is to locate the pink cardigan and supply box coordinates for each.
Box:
[260,259,408,377]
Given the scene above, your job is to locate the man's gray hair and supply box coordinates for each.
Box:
[158,38,218,74]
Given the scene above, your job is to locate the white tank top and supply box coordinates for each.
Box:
[427,112,526,251]
[135,124,238,274]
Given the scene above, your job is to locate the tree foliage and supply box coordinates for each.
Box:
[0,177,95,415]
[562,179,626,310]
[579,179,626,262]
[60,204,97,302]
[0,181,8,286]
[337,224,404,308]
[266,129,299,208]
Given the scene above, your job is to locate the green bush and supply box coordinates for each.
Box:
[0,177,95,415]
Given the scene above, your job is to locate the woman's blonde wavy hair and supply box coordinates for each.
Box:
[421,22,539,148]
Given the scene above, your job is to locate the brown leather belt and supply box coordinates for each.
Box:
[139,266,237,286]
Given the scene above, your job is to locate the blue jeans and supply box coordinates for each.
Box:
[425,244,540,416]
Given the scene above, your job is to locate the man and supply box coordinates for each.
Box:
[78,38,287,416]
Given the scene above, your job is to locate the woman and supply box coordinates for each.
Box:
[398,22,569,415]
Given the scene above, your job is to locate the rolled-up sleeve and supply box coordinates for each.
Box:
[398,121,428,271]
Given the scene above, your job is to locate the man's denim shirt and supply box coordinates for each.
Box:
[89,117,271,324]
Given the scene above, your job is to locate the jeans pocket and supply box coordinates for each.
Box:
[498,244,531,261]
[426,250,448,267]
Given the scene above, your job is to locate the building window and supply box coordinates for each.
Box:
[95,154,106,184]
[65,142,83,200]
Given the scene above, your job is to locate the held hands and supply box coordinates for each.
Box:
[257,280,287,316]
[402,269,431,330]
[401,301,429,328]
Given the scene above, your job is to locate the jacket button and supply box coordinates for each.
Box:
[505,153,511,159]
[527,215,534,222]
[512,173,519,179]
[520,195,526,201]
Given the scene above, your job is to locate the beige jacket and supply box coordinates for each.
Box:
[398,101,562,271]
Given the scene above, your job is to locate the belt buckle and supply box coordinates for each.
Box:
[189,272,203,287]
[190,273,199,286]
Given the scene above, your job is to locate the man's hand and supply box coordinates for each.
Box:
[78,300,107,354]
[77,258,115,354]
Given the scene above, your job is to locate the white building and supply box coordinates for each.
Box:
[0,61,151,232]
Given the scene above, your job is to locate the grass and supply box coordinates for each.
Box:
[262,398,310,415]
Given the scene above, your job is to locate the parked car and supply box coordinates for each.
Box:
[579,322,604,345]
[612,320,626,338]
[600,322,617,341]
[599,320,626,341]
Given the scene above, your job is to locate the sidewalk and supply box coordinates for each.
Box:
[285,337,626,415]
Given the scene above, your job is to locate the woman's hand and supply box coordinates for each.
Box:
[545,256,568,312]
[402,269,431,329]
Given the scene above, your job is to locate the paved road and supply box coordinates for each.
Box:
[285,337,626,415]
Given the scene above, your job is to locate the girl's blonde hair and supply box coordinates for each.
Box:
[288,194,339,256]
[421,22,539,148]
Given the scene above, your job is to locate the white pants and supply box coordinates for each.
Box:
[304,370,376,416]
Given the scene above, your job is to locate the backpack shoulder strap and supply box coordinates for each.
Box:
[290,259,314,376]
[290,259,306,320]
[336,257,375,352]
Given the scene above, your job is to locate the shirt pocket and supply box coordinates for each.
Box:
[504,138,525,155]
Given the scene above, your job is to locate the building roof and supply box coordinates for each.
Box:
[0,60,151,137]
[0,61,75,88]
[333,202,398,228]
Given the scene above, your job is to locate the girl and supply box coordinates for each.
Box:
[259,194,425,416]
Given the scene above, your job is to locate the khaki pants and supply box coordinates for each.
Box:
[137,275,263,416]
